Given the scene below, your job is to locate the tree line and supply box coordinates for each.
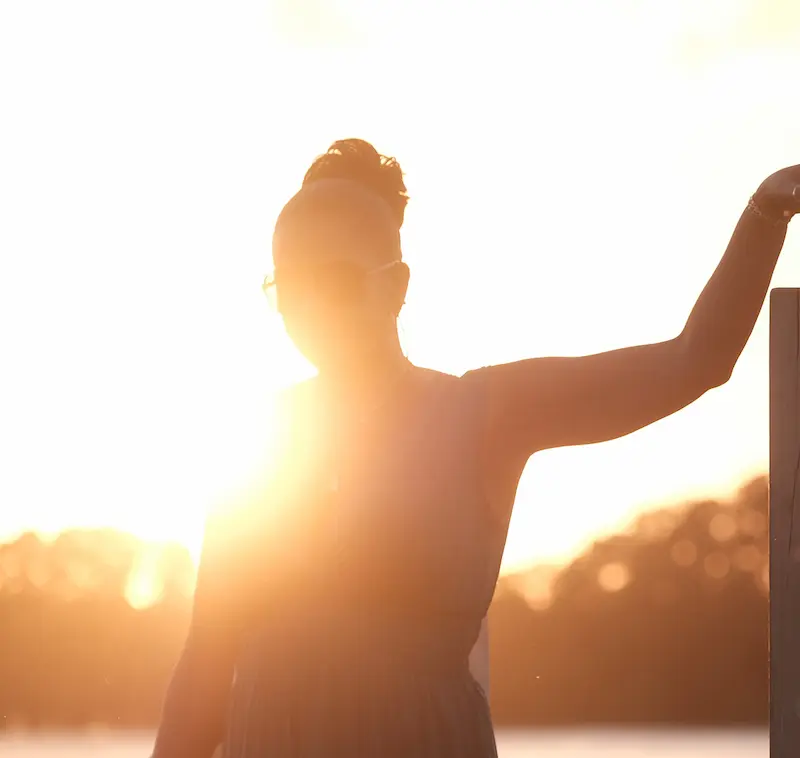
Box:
[0,475,769,729]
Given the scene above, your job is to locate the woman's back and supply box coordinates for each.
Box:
[152,136,800,758]
[219,366,505,756]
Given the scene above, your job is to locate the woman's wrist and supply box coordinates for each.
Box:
[749,168,800,225]
[745,194,791,227]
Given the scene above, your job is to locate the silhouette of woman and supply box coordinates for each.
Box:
[151,139,800,757]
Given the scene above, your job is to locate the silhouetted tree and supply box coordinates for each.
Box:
[0,474,771,729]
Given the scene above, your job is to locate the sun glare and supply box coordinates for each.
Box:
[1,0,800,575]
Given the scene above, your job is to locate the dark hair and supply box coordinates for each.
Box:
[302,139,409,230]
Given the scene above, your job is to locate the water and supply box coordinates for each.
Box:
[0,729,768,757]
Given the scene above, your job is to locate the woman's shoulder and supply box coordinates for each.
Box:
[416,363,492,382]
[272,366,488,419]
[409,366,492,421]
[406,364,496,402]
[413,364,485,384]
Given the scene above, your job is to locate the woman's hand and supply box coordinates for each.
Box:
[753,165,800,222]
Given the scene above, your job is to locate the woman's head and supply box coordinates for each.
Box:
[270,139,411,372]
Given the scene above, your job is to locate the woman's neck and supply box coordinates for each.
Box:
[317,346,413,412]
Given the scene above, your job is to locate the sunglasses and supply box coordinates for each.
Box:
[262,260,400,313]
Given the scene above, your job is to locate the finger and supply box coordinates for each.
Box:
[787,184,800,217]
[774,179,800,218]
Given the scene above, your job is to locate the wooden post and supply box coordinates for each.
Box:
[770,287,800,758]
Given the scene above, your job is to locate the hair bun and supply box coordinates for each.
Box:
[302,139,409,229]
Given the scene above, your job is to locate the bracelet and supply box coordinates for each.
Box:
[746,195,791,227]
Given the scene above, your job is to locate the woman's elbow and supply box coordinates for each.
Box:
[679,336,735,392]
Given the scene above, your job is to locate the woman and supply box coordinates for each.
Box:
[152,139,799,757]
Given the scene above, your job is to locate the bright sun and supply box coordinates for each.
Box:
[3,0,800,583]
[126,314,315,563]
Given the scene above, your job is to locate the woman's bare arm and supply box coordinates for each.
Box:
[150,627,236,758]
[151,508,247,758]
[471,165,800,458]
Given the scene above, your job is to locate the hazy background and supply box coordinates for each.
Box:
[1,0,798,755]
[0,475,771,729]
[2,0,800,569]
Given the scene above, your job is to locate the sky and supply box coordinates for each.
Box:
[1,0,800,572]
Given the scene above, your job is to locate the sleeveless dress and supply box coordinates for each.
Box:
[155,367,510,758]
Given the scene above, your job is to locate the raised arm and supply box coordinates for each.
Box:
[471,165,800,459]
